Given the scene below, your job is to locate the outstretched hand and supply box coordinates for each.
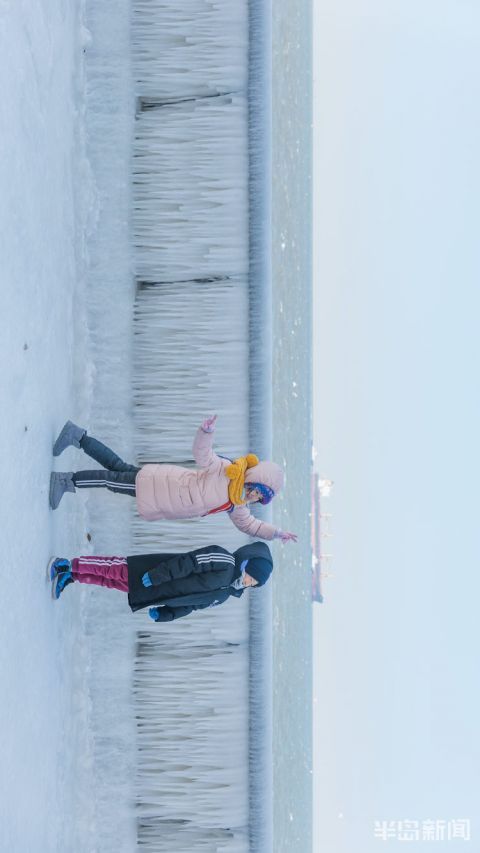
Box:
[201,414,218,433]
[276,530,298,543]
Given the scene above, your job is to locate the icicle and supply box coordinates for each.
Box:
[131,277,250,850]
[133,96,249,283]
[132,0,248,101]
[132,277,249,464]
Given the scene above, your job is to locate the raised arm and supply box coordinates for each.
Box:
[229,507,298,542]
[192,415,222,470]
[229,505,278,540]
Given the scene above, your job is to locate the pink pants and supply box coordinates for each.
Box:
[71,556,129,592]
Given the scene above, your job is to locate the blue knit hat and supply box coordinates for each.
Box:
[244,557,273,587]
[246,481,275,506]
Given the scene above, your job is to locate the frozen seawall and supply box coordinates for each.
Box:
[82,1,272,851]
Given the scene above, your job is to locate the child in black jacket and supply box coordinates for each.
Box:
[49,541,273,622]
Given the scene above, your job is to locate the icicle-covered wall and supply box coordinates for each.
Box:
[132,0,248,101]
[134,632,250,852]
[133,96,249,283]
[131,0,255,848]
[82,0,271,848]
[131,280,252,851]
[132,279,249,464]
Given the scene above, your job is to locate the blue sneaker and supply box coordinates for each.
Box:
[53,571,74,600]
[47,557,72,582]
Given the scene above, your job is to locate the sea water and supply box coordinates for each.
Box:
[271,0,314,851]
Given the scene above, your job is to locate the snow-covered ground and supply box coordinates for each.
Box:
[0,3,102,850]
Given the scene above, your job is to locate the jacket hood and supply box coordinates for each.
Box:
[233,541,273,565]
[233,541,273,586]
[244,461,284,496]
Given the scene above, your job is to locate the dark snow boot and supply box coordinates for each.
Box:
[53,421,86,456]
[49,472,76,509]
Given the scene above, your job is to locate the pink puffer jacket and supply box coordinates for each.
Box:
[135,427,282,540]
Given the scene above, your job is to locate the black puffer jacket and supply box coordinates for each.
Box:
[127,541,272,621]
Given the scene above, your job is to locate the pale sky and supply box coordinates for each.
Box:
[313,1,480,850]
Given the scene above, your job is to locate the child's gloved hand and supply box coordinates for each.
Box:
[274,530,298,543]
[142,572,152,587]
[149,607,160,621]
[201,414,217,433]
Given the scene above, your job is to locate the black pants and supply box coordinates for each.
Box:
[73,435,140,496]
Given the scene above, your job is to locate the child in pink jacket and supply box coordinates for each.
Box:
[49,416,297,543]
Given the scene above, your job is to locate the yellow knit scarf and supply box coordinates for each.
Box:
[225,454,259,506]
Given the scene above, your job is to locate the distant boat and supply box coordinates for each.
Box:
[319,477,334,497]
